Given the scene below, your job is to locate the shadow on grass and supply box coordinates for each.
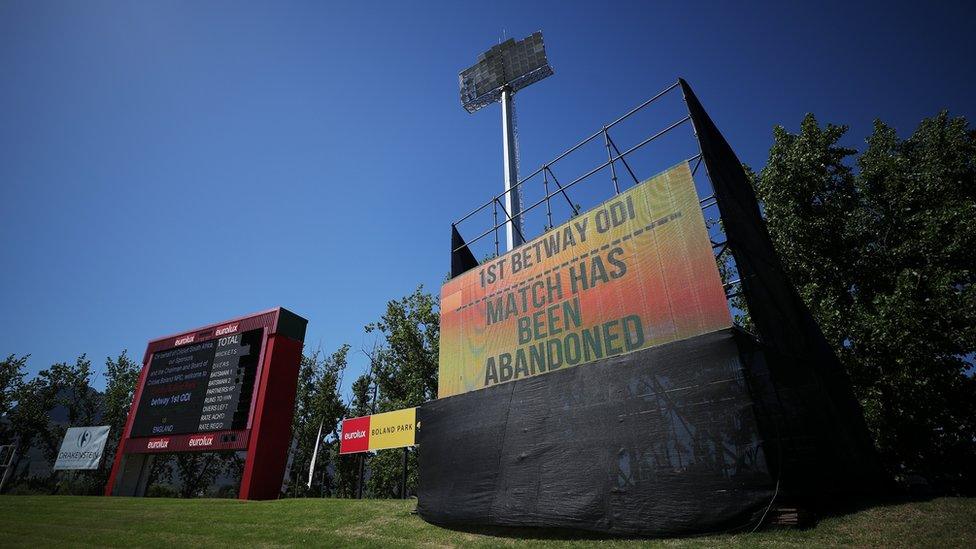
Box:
[420,493,941,542]
[810,492,937,521]
[428,522,638,542]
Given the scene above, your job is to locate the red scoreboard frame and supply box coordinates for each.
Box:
[105,307,306,500]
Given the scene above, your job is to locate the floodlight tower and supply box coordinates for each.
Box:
[460,31,553,251]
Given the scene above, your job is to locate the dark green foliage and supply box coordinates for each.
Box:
[364,286,439,411]
[285,351,320,496]
[173,452,237,498]
[146,451,242,498]
[366,447,416,499]
[36,356,100,465]
[753,112,976,491]
[285,345,351,497]
[349,373,373,418]
[96,351,140,487]
[3,376,52,490]
[1,353,113,494]
[0,355,27,430]
[101,352,139,445]
[363,286,438,497]
[327,440,360,498]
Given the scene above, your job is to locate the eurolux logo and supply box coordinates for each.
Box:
[215,324,239,336]
[147,438,170,450]
[188,435,215,447]
[174,334,195,346]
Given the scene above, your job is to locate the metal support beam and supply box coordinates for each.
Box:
[545,167,579,216]
[494,197,526,245]
[606,132,641,186]
[492,200,499,257]
[543,168,553,230]
[603,127,620,194]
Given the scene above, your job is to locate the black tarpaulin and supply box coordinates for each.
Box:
[418,329,775,536]
[451,225,479,279]
[679,79,888,497]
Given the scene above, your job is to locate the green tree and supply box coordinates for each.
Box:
[311,345,351,496]
[98,351,140,486]
[284,351,320,496]
[754,116,860,348]
[2,377,52,490]
[753,112,976,491]
[1,355,101,493]
[171,452,229,498]
[363,286,438,497]
[349,372,374,418]
[285,345,351,497]
[328,442,360,498]
[367,447,414,498]
[365,286,439,410]
[0,355,34,493]
[35,356,99,466]
[0,354,28,442]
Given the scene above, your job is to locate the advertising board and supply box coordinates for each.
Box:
[53,426,110,470]
[438,162,731,397]
[339,408,418,454]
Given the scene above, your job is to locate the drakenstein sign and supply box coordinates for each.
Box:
[53,426,110,470]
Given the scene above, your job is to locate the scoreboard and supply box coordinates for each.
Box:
[106,307,307,500]
[129,329,263,438]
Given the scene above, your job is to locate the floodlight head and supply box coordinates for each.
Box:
[460,31,553,113]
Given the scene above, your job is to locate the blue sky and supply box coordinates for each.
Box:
[1,1,973,396]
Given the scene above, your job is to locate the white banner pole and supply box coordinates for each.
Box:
[307,420,324,490]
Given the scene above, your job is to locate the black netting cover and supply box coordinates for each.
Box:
[451,224,479,279]
[679,80,889,497]
[418,329,776,536]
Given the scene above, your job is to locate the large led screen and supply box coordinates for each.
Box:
[439,162,731,398]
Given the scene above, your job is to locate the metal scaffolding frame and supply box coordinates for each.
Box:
[451,78,744,307]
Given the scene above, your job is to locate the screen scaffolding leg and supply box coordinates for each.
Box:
[110,453,155,497]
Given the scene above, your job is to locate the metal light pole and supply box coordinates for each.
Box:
[460,31,553,252]
[500,87,523,249]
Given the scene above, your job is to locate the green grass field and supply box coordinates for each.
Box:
[0,495,973,548]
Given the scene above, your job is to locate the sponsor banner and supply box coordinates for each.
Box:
[53,426,110,470]
[339,408,417,454]
[340,416,370,454]
[124,429,249,453]
[438,161,731,398]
